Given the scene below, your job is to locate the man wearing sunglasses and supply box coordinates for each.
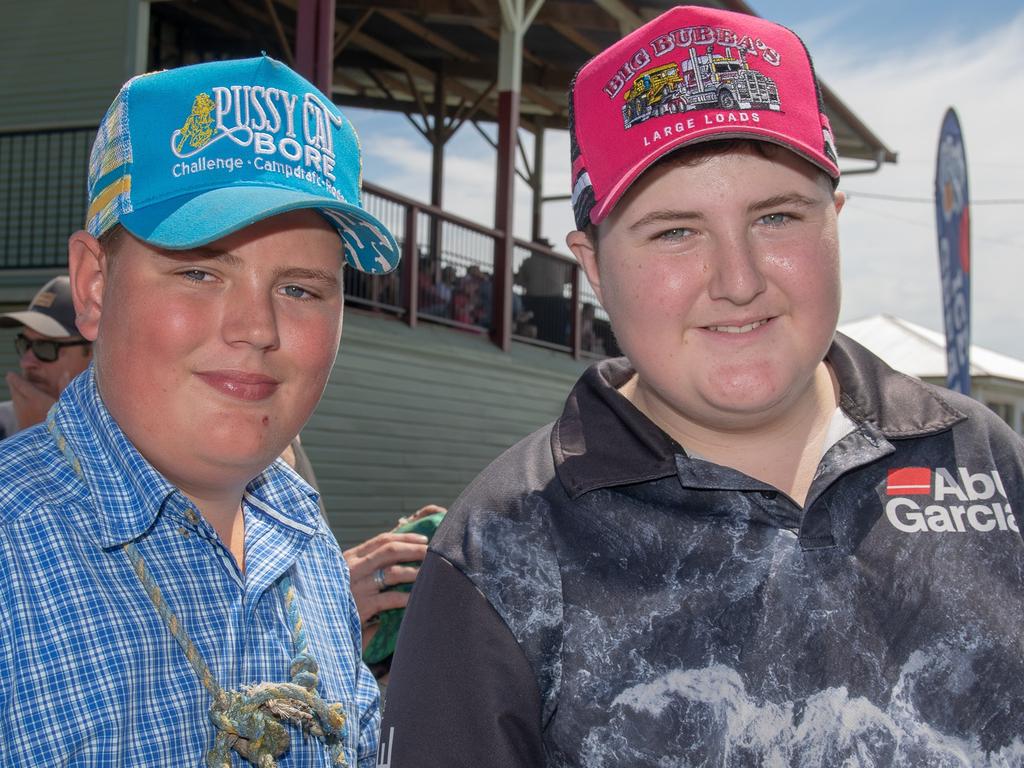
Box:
[0,275,92,440]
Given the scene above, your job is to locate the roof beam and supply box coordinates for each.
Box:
[334,8,373,57]
[521,84,562,115]
[336,28,500,118]
[328,68,368,95]
[466,20,546,67]
[376,9,478,62]
[264,0,295,66]
[590,0,642,34]
[548,20,601,56]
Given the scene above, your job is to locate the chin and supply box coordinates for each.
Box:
[704,362,786,402]
[201,419,288,464]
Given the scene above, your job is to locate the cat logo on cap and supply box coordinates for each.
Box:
[175,93,216,154]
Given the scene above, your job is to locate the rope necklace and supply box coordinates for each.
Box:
[48,413,348,767]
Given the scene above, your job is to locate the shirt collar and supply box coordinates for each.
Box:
[245,461,325,536]
[552,333,967,499]
[552,357,680,499]
[53,365,324,548]
[828,332,966,438]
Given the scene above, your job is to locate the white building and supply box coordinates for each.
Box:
[839,314,1024,434]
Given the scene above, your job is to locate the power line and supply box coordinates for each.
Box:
[843,198,1024,250]
[843,190,1024,205]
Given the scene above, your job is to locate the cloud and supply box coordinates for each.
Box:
[798,9,1024,358]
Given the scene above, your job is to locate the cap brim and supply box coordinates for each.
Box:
[0,311,75,337]
[589,127,840,227]
[120,185,401,274]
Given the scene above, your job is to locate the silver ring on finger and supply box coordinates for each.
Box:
[373,567,387,590]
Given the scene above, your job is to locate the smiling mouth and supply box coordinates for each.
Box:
[196,370,280,401]
[705,318,770,334]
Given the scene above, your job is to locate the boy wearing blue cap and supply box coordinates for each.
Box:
[0,57,398,767]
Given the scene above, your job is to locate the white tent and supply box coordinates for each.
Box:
[838,314,1024,433]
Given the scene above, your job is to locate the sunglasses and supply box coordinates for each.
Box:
[14,333,90,363]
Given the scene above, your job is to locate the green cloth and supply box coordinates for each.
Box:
[362,512,445,665]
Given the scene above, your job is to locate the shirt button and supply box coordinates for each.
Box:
[178,526,190,538]
[760,490,778,500]
[185,508,200,524]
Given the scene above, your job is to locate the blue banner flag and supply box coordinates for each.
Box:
[935,108,971,395]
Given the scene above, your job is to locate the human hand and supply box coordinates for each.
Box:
[344,530,429,631]
[393,503,447,530]
[6,371,66,430]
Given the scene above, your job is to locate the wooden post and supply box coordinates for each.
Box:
[491,86,518,352]
[295,0,335,95]
[491,2,545,350]
[531,117,545,242]
[429,69,446,272]
[402,204,419,328]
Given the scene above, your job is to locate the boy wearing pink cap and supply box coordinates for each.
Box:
[380,6,1024,767]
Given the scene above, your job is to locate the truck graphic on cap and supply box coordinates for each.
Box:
[622,45,780,129]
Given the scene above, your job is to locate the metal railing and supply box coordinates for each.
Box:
[0,126,616,358]
[361,181,617,358]
[0,127,95,268]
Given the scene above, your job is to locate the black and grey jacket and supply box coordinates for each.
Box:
[380,334,1024,768]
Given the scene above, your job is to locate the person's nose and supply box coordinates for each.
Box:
[221,282,281,350]
[706,232,768,305]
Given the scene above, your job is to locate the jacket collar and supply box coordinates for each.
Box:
[828,332,966,438]
[553,333,967,499]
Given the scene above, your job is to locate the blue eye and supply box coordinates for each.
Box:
[282,285,314,300]
[759,213,790,227]
[659,227,692,240]
[181,269,212,282]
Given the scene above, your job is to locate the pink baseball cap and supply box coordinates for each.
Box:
[569,5,839,229]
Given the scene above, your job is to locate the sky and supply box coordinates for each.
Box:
[346,2,1024,360]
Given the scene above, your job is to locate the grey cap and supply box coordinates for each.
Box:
[0,276,78,338]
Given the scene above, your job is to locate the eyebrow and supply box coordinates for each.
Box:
[747,192,824,212]
[161,246,242,266]
[627,192,826,231]
[273,267,340,289]
[627,209,705,232]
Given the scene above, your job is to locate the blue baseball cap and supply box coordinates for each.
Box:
[86,55,400,275]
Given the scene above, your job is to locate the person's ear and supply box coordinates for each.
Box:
[67,231,109,342]
[566,230,603,306]
[833,189,846,216]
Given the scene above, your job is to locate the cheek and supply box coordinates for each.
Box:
[96,295,210,384]
[805,238,841,311]
[282,306,343,375]
[604,261,695,328]
[126,297,211,365]
[766,234,840,302]
[601,262,699,366]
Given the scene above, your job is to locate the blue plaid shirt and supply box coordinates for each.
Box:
[0,366,380,766]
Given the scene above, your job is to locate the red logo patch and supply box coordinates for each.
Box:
[887,467,932,495]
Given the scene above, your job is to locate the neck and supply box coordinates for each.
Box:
[626,363,840,506]
[171,477,248,574]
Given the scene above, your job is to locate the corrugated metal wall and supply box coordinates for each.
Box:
[303,310,587,548]
[0,327,18,404]
[0,0,143,130]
